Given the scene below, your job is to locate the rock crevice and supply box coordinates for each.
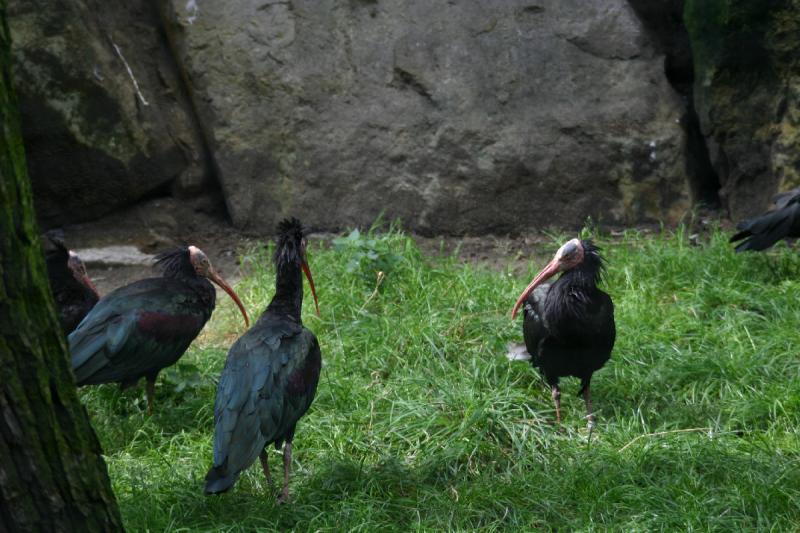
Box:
[626,0,721,210]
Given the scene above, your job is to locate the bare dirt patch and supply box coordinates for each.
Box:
[57,195,720,295]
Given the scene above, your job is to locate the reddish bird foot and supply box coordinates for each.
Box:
[277,442,292,504]
[551,385,562,425]
[259,450,274,489]
[582,385,595,430]
[145,377,156,415]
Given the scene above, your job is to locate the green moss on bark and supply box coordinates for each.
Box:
[0,0,124,530]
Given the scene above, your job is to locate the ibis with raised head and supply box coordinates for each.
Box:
[205,218,321,502]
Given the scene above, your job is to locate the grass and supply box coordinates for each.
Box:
[78,225,800,531]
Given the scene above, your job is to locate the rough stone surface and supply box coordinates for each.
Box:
[628,0,693,93]
[74,246,155,267]
[9,0,210,228]
[628,0,722,207]
[685,0,800,219]
[161,0,689,234]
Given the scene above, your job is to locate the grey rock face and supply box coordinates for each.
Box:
[161,0,689,234]
[9,0,209,228]
[74,246,155,267]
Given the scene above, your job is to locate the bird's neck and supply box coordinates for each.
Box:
[163,260,197,280]
[559,262,601,292]
[181,276,216,311]
[266,265,303,321]
[547,269,600,313]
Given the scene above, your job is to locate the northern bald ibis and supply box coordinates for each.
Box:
[44,236,99,334]
[69,246,249,413]
[511,238,615,427]
[205,218,320,502]
[730,187,800,251]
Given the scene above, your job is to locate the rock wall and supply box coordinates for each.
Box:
[11,0,700,234]
[9,0,209,228]
[684,0,800,219]
[160,0,689,234]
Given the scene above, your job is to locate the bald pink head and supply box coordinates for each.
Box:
[511,238,585,320]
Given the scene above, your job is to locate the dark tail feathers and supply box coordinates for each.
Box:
[204,462,239,495]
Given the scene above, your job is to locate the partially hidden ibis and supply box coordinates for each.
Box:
[205,218,321,502]
[511,238,615,427]
[69,245,249,412]
[45,236,99,334]
[730,187,800,251]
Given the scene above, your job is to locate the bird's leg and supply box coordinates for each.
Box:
[581,380,595,430]
[550,384,562,424]
[259,449,274,488]
[145,377,156,415]
[278,442,292,504]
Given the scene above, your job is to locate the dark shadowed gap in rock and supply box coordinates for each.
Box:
[149,0,229,221]
[683,96,721,208]
[626,0,721,209]
[137,179,177,204]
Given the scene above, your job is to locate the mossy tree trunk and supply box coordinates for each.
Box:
[0,2,124,531]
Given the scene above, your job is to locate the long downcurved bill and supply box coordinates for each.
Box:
[302,261,321,316]
[69,252,100,298]
[510,259,561,320]
[208,269,250,327]
[80,273,100,298]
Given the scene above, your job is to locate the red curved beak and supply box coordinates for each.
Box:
[69,253,99,298]
[302,261,320,316]
[207,267,250,328]
[80,273,100,299]
[511,259,561,320]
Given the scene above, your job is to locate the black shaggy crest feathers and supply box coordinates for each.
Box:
[45,235,70,266]
[45,235,78,289]
[274,218,305,269]
[45,233,69,255]
[571,239,606,288]
[154,247,194,278]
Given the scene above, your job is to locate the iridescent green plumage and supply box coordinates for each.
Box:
[69,246,246,413]
[205,218,321,501]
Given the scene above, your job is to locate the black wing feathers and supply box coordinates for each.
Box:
[731,191,800,251]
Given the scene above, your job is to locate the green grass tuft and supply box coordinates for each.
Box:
[79,226,800,531]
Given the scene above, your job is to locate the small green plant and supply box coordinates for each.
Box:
[332,223,404,284]
[579,216,598,241]
[161,362,206,395]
